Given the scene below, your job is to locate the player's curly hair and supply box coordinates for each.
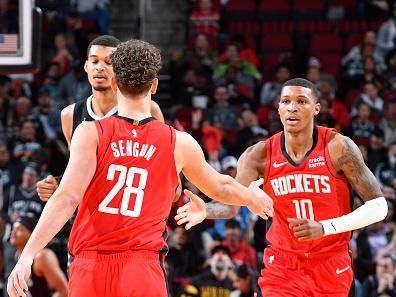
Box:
[111,39,162,96]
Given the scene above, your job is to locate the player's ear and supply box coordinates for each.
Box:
[84,61,88,73]
[110,77,118,93]
[151,78,158,95]
[314,102,321,116]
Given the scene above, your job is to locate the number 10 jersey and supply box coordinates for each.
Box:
[68,115,179,256]
[263,126,352,255]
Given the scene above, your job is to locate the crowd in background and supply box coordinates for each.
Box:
[0,0,396,296]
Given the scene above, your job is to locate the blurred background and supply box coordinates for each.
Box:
[0,0,396,296]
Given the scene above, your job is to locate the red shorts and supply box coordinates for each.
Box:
[258,246,353,297]
[68,250,168,297]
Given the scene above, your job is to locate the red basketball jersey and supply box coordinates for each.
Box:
[263,126,351,254]
[68,116,179,256]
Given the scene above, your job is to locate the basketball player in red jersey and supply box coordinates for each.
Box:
[7,39,274,297]
[36,35,165,200]
[176,78,388,296]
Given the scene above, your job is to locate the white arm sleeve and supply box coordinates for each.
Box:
[320,197,388,236]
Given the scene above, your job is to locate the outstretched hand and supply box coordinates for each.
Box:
[246,178,274,220]
[175,190,207,230]
[287,218,325,241]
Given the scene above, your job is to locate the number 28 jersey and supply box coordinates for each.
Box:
[68,115,179,256]
[263,126,352,254]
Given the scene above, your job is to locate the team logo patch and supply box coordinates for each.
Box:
[132,129,137,138]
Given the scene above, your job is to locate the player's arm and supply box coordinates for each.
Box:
[60,103,75,147]
[175,132,272,221]
[34,249,68,297]
[150,100,165,123]
[289,134,388,241]
[206,141,267,219]
[7,122,98,297]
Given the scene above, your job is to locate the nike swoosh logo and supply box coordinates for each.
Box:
[336,266,350,274]
[273,161,288,168]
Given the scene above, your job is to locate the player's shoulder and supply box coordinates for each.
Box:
[243,140,267,160]
[327,132,351,154]
[61,103,76,119]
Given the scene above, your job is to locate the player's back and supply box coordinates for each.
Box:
[68,115,178,256]
[263,126,351,255]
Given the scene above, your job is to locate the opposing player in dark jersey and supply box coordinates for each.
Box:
[36,35,165,200]
[7,40,273,297]
[176,78,388,296]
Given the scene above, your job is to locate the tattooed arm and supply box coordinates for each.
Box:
[329,134,383,201]
[206,141,267,219]
[289,134,387,241]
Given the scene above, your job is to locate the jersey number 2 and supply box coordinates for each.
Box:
[99,164,148,217]
[292,199,315,220]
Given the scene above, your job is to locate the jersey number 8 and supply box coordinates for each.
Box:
[99,164,148,217]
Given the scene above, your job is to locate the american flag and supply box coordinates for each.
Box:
[0,34,18,53]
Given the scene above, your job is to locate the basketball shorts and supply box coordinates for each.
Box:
[258,246,354,297]
[68,250,168,297]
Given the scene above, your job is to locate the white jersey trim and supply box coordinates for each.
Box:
[86,95,118,120]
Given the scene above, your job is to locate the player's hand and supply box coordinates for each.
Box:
[246,178,274,220]
[175,190,207,230]
[36,175,58,201]
[7,255,33,297]
[287,218,324,241]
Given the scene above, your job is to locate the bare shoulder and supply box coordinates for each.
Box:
[174,130,200,172]
[327,133,363,173]
[61,103,76,145]
[72,121,97,139]
[239,141,266,173]
[236,141,266,186]
[328,133,382,201]
[61,103,75,121]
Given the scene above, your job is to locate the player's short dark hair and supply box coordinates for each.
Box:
[87,35,121,57]
[282,78,319,102]
[111,39,162,96]
[225,219,240,230]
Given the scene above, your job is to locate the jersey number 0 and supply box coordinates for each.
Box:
[98,164,148,217]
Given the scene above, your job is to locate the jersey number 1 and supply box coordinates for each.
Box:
[99,164,148,217]
[292,199,315,220]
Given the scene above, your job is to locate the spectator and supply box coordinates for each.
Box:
[181,245,234,297]
[231,264,262,297]
[204,85,242,131]
[366,129,388,173]
[362,253,396,297]
[31,87,61,140]
[380,102,396,147]
[383,49,396,93]
[221,220,257,269]
[343,30,385,79]
[0,141,10,188]
[10,215,68,297]
[345,102,377,147]
[190,0,220,42]
[233,110,268,157]
[352,82,385,122]
[375,142,396,187]
[167,226,204,296]
[1,163,45,291]
[318,78,350,129]
[259,64,291,107]
[377,2,396,57]
[219,34,259,68]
